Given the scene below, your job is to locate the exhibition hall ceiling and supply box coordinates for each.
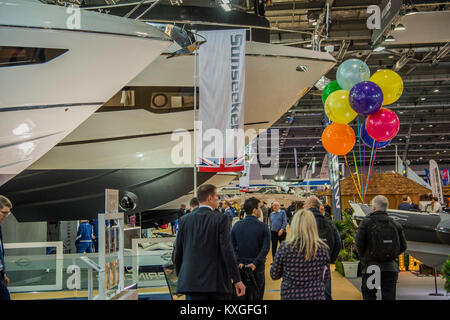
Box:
[262,0,450,168]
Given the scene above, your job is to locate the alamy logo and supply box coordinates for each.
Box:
[170,124,279,175]
[366,5,381,30]
[366,265,381,290]
[66,7,81,30]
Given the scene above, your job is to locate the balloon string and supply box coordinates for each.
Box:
[352,150,362,199]
[344,154,363,202]
[365,146,378,197]
[364,140,377,198]
[363,142,366,203]
[357,116,363,199]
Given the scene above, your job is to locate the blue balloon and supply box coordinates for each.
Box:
[349,81,383,115]
[360,121,391,149]
[337,59,371,90]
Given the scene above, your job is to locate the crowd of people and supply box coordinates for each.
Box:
[172,184,409,301]
[0,187,411,300]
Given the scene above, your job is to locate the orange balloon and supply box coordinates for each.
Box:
[322,123,356,156]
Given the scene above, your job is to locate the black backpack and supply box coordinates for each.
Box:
[315,215,335,252]
[366,216,401,262]
[234,267,260,300]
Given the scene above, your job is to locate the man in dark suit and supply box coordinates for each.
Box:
[174,184,245,300]
[0,195,12,300]
[231,197,270,300]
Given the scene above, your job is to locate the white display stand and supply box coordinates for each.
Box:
[91,189,131,300]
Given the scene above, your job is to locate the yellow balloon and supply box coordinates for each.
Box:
[324,90,357,124]
[370,69,403,105]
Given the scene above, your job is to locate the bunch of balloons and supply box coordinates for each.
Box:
[321,58,403,156]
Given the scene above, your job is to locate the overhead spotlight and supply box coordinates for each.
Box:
[221,3,231,11]
[406,7,419,15]
[305,43,312,48]
[433,89,439,93]
[385,35,396,42]
[373,44,385,52]
[394,23,406,31]
[420,97,426,101]
[312,21,317,26]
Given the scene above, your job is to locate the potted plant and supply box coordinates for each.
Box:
[442,255,450,294]
[334,210,359,278]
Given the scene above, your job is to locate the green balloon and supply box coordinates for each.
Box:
[322,80,342,104]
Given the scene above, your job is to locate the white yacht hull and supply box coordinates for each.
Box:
[30,42,336,170]
[2,41,335,222]
[0,0,172,185]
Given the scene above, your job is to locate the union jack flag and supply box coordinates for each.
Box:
[199,157,244,172]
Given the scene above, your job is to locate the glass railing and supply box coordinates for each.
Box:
[4,239,178,300]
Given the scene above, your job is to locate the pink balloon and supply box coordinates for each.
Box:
[365,108,400,142]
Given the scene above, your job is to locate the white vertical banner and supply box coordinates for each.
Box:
[319,155,329,179]
[430,160,444,204]
[198,29,246,172]
[301,165,308,179]
[239,144,251,193]
[294,148,298,177]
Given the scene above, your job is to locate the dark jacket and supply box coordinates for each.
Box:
[174,206,241,294]
[270,242,330,300]
[397,202,414,211]
[231,216,271,272]
[310,208,341,263]
[0,226,5,272]
[355,211,407,273]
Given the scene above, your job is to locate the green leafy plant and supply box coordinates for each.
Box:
[333,210,359,276]
[442,255,450,293]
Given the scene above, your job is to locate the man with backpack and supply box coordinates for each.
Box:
[355,195,407,300]
[304,196,341,300]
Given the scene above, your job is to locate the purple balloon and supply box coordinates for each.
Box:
[349,81,383,115]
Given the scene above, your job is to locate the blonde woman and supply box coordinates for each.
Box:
[270,209,330,300]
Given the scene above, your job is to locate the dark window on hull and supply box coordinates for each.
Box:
[0,46,68,67]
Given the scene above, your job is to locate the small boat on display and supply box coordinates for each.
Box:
[349,201,450,269]
[0,0,173,186]
[1,9,336,223]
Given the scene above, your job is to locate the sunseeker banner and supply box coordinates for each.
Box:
[198,29,246,172]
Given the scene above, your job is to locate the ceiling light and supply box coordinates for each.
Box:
[420,97,426,101]
[419,145,422,147]
[306,43,312,48]
[406,7,419,15]
[433,89,439,93]
[428,124,433,127]
[373,44,385,52]
[441,137,445,140]
[436,152,440,155]
[385,35,396,42]
[399,111,404,114]
[420,127,424,130]
[389,55,394,58]
[221,3,231,11]
[312,21,317,26]
[394,23,406,31]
